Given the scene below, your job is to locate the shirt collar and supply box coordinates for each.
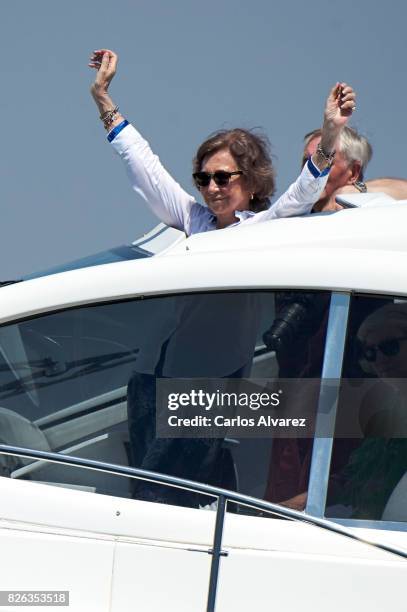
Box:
[205,209,256,231]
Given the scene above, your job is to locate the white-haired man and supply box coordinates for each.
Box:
[302,127,407,211]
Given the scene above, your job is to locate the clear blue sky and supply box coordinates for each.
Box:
[2,0,407,278]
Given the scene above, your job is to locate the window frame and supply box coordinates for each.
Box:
[306,291,407,532]
[1,287,406,532]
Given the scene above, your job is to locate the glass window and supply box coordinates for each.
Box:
[260,291,330,511]
[325,295,407,522]
[23,244,150,280]
[0,290,330,509]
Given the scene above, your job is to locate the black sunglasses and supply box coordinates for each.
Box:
[359,336,407,362]
[193,170,243,188]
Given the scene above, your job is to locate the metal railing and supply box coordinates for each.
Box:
[0,444,405,612]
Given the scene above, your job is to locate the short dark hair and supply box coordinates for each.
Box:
[193,129,275,212]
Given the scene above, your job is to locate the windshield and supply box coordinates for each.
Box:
[22,244,151,280]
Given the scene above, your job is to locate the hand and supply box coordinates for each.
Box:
[279,492,308,511]
[88,49,124,129]
[89,49,118,98]
[317,82,357,166]
[324,82,356,129]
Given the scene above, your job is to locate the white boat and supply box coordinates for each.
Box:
[0,193,406,611]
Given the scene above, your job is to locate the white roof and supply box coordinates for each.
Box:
[166,198,407,256]
[1,198,406,325]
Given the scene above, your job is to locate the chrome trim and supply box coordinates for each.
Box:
[207,495,226,612]
[330,518,407,533]
[0,444,405,561]
[306,292,351,517]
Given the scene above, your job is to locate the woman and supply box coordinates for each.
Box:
[88,50,356,508]
[89,49,356,234]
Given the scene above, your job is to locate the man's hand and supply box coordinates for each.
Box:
[324,82,356,129]
[89,49,118,99]
[316,82,357,167]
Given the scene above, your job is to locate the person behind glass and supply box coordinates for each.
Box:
[325,303,407,519]
[356,303,407,436]
[88,49,357,233]
[267,303,407,516]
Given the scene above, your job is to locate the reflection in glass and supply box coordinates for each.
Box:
[326,298,407,521]
[0,290,330,511]
[263,292,330,511]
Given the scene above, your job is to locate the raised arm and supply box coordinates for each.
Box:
[89,49,196,232]
[316,82,356,170]
[251,82,357,223]
[89,49,125,130]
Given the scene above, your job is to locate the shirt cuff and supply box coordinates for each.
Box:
[307,156,331,178]
[107,120,129,143]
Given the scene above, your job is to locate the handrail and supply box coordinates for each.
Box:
[0,444,405,558]
[207,494,226,611]
[0,444,405,611]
